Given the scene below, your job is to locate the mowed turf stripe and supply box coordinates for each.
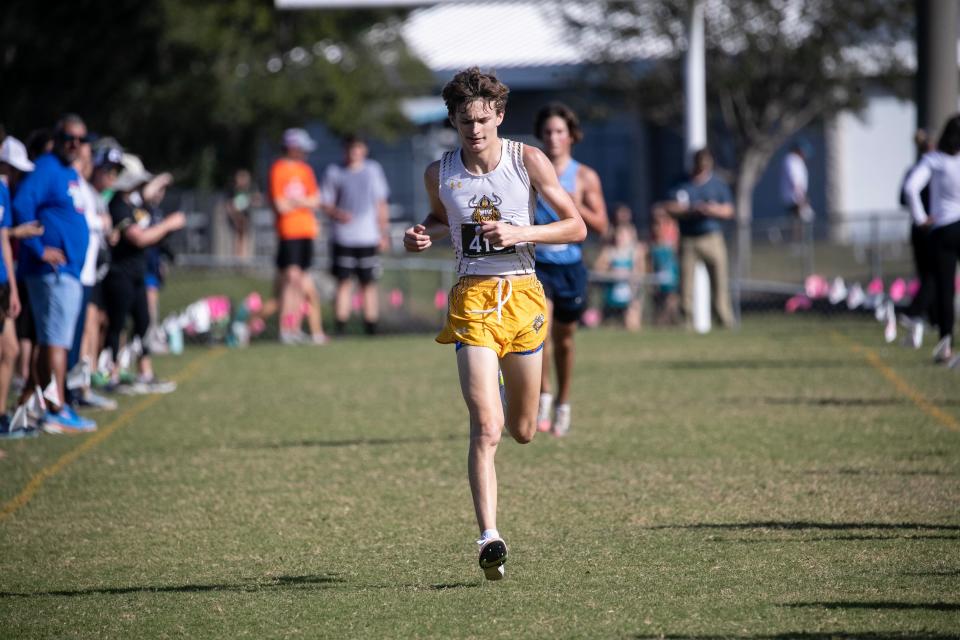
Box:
[833,331,960,432]
[0,347,227,521]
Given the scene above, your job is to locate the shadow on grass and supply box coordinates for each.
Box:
[0,574,343,599]
[634,634,958,639]
[643,521,960,532]
[238,433,464,450]
[783,601,960,612]
[640,359,854,371]
[711,534,960,543]
[742,396,912,407]
[802,468,956,477]
[901,569,960,577]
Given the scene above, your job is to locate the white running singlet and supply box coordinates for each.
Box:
[439,138,537,277]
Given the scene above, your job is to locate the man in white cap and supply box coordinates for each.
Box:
[268,128,326,344]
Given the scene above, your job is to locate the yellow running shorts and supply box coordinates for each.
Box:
[436,275,549,358]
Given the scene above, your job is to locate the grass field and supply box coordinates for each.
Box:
[0,315,958,639]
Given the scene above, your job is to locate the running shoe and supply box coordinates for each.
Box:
[552,403,571,437]
[933,336,953,364]
[882,302,897,344]
[536,393,553,433]
[899,314,924,349]
[0,414,38,439]
[477,536,508,581]
[43,407,97,433]
[78,390,118,411]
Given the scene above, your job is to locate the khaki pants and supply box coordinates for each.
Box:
[680,231,734,328]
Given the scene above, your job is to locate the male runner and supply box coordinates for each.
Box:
[404,68,585,580]
[532,104,608,437]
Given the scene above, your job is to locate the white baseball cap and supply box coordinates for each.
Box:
[114,153,155,192]
[0,136,35,172]
[282,128,317,152]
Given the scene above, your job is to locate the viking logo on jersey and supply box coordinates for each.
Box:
[469,194,502,223]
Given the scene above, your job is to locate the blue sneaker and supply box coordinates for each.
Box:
[43,407,97,434]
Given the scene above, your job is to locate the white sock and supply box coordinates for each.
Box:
[539,393,553,410]
[481,528,500,541]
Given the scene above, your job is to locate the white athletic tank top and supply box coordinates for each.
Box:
[439,138,537,277]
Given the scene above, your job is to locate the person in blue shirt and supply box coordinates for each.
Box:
[660,147,735,329]
[12,115,95,433]
[532,104,609,437]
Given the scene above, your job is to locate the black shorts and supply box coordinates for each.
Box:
[276,238,314,270]
[89,281,106,311]
[330,243,380,284]
[0,283,9,323]
[15,279,35,342]
[535,261,588,324]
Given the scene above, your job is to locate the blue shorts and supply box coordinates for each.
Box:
[535,261,588,324]
[26,273,84,348]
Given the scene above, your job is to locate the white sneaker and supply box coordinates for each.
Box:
[883,302,897,344]
[536,393,552,433]
[846,283,865,310]
[477,536,507,581]
[932,336,953,364]
[828,277,847,305]
[899,315,924,349]
[552,404,571,437]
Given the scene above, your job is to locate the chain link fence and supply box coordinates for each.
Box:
[158,189,930,332]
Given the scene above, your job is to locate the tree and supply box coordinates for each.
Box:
[0,0,433,186]
[558,0,913,268]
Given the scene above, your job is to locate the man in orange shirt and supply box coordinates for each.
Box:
[269,128,325,344]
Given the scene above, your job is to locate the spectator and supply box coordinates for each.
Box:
[12,114,96,433]
[649,210,681,326]
[659,148,735,329]
[142,172,177,351]
[0,137,29,437]
[78,139,123,391]
[66,138,118,411]
[225,169,260,260]
[269,128,326,345]
[104,154,185,392]
[902,114,960,366]
[781,141,813,242]
[897,130,938,348]
[0,138,44,399]
[321,135,390,336]
[593,205,645,331]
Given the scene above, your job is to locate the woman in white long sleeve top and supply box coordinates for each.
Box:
[903,114,960,364]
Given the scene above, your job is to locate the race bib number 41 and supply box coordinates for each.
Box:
[461,224,517,258]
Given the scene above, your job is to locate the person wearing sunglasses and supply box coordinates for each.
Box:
[11,114,96,433]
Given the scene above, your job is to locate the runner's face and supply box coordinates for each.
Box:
[539,116,572,159]
[451,100,503,154]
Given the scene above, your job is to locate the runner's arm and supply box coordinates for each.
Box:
[404,161,449,252]
[577,165,608,235]
[480,146,586,248]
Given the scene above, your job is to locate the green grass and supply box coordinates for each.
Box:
[1,314,958,639]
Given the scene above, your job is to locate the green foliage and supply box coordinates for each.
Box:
[0,0,433,186]
[560,0,913,195]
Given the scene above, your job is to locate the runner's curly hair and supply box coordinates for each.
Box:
[442,67,509,116]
